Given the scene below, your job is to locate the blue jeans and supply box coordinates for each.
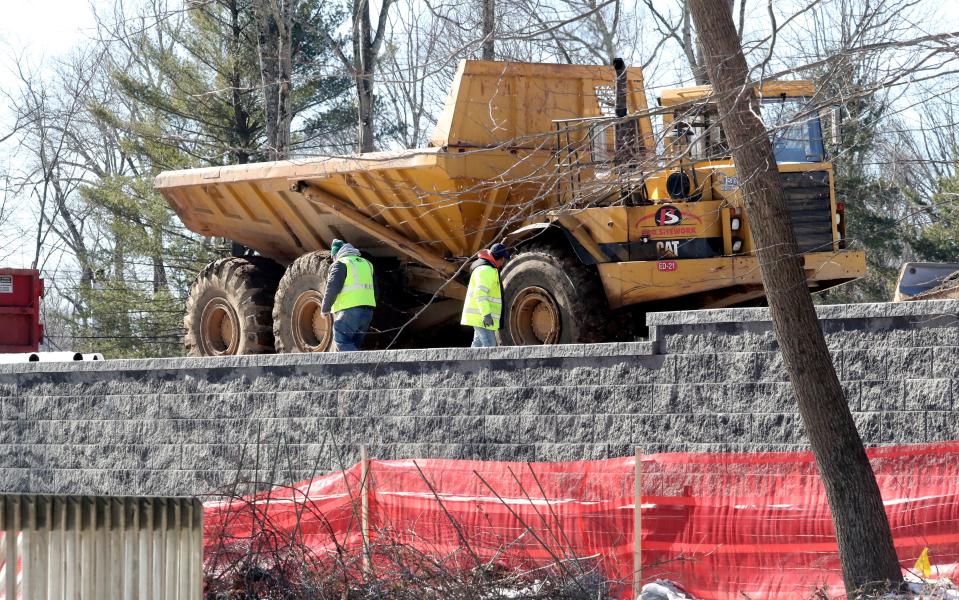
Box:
[333,307,374,352]
[471,327,498,348]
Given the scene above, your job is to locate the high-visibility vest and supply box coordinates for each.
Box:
[461,264,502,330]
[331,256,376,313]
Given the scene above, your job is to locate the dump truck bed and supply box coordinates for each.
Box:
[156,148,471,264]
[154,60,654,268]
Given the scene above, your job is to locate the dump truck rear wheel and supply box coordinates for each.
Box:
[184,257,283,356]
[273,251,335,353]
[497,247,609,345]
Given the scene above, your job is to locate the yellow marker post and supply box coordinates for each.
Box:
[915,547,931,578]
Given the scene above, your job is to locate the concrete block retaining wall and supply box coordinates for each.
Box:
[0,299,957,497]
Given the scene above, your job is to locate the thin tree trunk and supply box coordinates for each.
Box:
[275,10,293,157]
[252,0,293,160]
[356,75,375,153]
[353,0,376,153]
[482,0,495,60]
[687,0,903,594]
[230,0,252,164]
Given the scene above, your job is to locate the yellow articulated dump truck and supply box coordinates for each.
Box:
[155,59,866,355]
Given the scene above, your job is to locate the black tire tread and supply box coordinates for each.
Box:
[272,251,332,353]
[184,256,283,356]
[498,244,611,345]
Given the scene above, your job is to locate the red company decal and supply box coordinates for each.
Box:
[655,206,682,226]
[636,205,704,229]
[641,226,698,237]
[657,260,678,272]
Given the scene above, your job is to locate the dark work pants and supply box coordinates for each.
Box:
[332,306,374,352]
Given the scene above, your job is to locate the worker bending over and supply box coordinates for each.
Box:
[321,239,377,351]
[461,243,511,347]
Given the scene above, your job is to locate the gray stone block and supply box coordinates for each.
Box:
[534,443,607,462]
[594,415,633,442]
[476,387,541,415]
[535,386,579,414]
[904,379,952,411]
[753,352,788,382]
[0,468,28,492]
[424,387,468,413]
[484,415,536,445]
[916,325,959,348]
[412,416,451,443]
[156,393,205,420]
[650,384,694,414]
[555,415,595,444]
[842,349,887,381]
[635,413,719,444]
[752,413,804,445]
[0,445,21,468]
[933,347,959,380]
[927,411,959,441]
[483,443,536,461]
[880,412,925,443]
[448,416,485,444]
[841,381,861,412]
[27,396,88,421]
[336,390,373,417]
[0,421,22,445]
[854,412,881,443]
[0,396,25,420]
[860,380,902,412]
[886,348,934,380]
[276,391,335,417]
[716,413,752,443]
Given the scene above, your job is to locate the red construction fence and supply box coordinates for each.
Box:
[203,442,959,598]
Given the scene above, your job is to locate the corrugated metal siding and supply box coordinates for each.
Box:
[0,495,202,600]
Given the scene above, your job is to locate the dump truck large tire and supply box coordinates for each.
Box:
[497,247,609,345]
[184,257,283,356]
[272,251,335,353]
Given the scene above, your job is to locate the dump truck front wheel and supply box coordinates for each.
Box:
[184,257,283,356]
[273,251,335,353]
[497,247,609,345]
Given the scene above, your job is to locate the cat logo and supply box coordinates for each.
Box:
[657,240,680,257]
[654,206,682,226]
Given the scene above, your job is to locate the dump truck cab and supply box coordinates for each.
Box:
[501,77,865,344]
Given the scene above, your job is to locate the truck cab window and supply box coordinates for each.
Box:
[761,97,825,163]
[667,106,729,161]
[668,96,825,164]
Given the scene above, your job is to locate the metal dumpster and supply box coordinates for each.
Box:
[0,269,44,353]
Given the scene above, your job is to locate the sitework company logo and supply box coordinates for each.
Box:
[655,205,682,226]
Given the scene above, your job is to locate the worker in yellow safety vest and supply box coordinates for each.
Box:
[320,239,377,351]
[461,243,511,347]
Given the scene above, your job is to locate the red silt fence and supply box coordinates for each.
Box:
[204,442,959,599]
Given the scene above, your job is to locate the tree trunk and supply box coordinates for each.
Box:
[353,0,376,153]
[356,74,375,153]
[681,0,709,84]
[229,0,252,164]
[252,0,294,160]
[687,0,903,595]
[482,0,495,60]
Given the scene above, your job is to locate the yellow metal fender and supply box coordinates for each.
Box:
[598,250,867,309]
